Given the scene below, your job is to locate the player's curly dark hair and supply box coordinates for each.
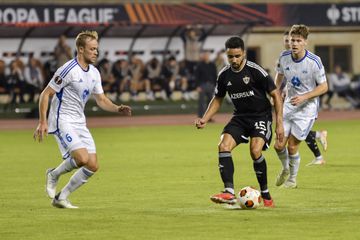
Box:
[225,36,244,50]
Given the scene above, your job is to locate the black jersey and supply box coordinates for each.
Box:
[215,60,276,117]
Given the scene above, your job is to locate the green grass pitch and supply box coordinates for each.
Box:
[0,120,360,239]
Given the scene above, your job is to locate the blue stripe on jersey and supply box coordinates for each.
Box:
[307,52,322,69]
[48,88,64,135]
[281,50,292,56]
[55,130,68,149]
[308,51,320,59]
[55,88,64,132]
[60,61,77,79]
[59,59,76,77]
[307,56,321,69]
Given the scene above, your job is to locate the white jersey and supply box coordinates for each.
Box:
[276,50,327,119]
[47,58,104,133]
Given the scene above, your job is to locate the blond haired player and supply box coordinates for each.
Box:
[34,31,131,208]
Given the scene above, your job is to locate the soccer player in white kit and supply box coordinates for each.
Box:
[279,30,328,166]
[274,25,328,188]
[33,31,131,208]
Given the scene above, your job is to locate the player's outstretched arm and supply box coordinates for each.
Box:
[33,86,56,142]
[195,96,223,129]
[94,93,131,116]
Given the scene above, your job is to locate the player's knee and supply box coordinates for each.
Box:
[86,161,99,172]
[287,144,298,155]
[218,142,232,152]
[74,152,90,166]
[250,146,262,160]
[274,142,285,152]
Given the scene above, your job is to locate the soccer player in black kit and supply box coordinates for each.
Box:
[195,36,284,207]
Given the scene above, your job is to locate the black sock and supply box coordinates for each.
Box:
[261,192,271,200]
[218,152,234,190]
[305,130,321,158]
[253,155,271,200]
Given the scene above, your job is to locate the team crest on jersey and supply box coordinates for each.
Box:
[243,76,250,84]
[54,76,62,85]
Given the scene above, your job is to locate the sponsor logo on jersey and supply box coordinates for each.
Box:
[54,76,62,85]
[82,89,90,101]
[230,90,254,99]
[291,76,301,87]
[227,81,232,86]
[243,76,250,84]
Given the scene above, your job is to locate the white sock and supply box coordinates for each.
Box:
[51,155,78,178]
[289,153,301,181]
[276,148,289,171]
[315,131,320,139]
[58,167,94,200]
[224,188,235,195]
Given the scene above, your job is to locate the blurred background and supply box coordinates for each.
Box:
[0,0,359,118]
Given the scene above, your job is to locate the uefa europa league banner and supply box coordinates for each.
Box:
[0,3,359,26]
[0,6,125,24]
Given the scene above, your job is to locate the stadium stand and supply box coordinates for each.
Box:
[0,2,359,117]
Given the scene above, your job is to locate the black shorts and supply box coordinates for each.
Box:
[222,114,273,150]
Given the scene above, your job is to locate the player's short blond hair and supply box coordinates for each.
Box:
[75,30,98,50]
[290,24,309,39]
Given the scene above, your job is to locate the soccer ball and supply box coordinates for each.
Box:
[237,186,261,209]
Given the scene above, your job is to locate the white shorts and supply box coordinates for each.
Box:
[283,115,315,141]
[51,122,96,158]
